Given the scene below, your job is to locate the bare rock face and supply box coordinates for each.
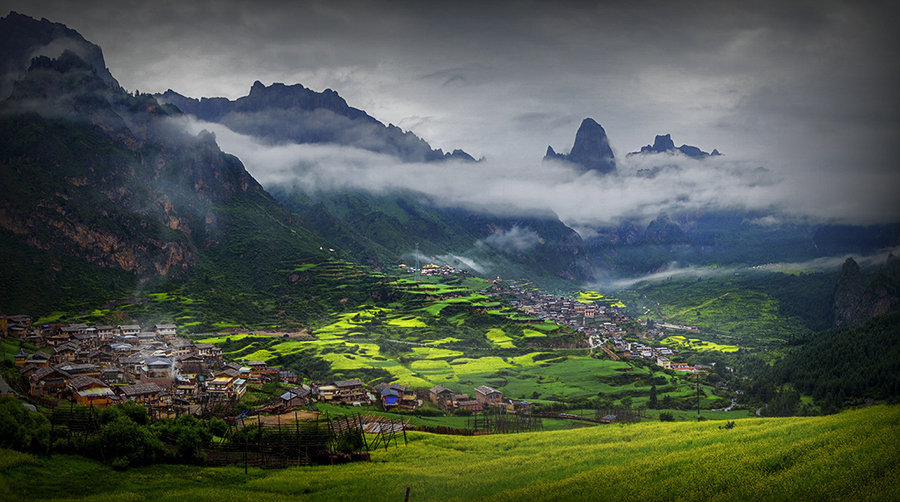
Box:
[544,118,616,174]
[833,255,900,327]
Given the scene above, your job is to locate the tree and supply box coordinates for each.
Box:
[659,412,674,422]
[648,385,659,409]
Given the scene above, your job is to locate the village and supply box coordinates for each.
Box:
[490,284,703,374]
[0,315,537,419]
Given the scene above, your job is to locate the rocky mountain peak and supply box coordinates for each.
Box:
[0,11,120,98]
[631,133,720,159]
[544,117,616,174]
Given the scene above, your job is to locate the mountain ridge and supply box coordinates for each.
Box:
[157,83,476,163]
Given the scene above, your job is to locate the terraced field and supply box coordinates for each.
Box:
[195,280,721,408]
[3,405,897,501]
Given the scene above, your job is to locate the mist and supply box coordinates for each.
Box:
[176,116,900,229]
[602,247,900,291]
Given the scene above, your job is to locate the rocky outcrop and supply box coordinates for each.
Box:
[0,11,120,99]
[544,118,616,174]
[834,255,900,327]
[629,133,720,159]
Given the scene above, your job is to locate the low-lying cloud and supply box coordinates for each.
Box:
[603,247,900,290]
[477,226,542,253]
[176,117,900,229]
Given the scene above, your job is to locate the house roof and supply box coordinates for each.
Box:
[143,356,173,367]
[381,388,400,397]
[333,379,363,388]
[474,385,500,396]
[32,366,70,381]
[68,375,108,390]
[119,382,162,396]
[430,385,452,394]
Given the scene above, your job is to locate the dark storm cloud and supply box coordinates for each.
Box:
[4,0,900,222]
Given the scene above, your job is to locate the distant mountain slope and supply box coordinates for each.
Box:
[157,82,475,162]
[271,188,594,285]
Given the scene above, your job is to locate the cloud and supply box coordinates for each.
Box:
[603,247,900,290]
[174,116,900,227]
[477,226,542,253]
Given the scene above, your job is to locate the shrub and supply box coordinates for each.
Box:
[659,412,675,422]
[0,397,51,453]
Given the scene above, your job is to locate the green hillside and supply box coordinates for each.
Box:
[2,405,897,501]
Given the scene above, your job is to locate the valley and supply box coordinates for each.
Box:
[0,7,898,501]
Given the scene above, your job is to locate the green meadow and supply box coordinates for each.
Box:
[2,405,896,501]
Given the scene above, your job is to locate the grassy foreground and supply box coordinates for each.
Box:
[2,406,898,501]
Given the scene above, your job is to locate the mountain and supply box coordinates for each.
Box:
[628,133,720,158]
[157,82,476,162]
[158,82,591,284]
[0,11,119,99]
[544,118,616,174]
[0,12,362,321]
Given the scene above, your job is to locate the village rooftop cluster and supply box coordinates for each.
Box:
[1,315,537,417]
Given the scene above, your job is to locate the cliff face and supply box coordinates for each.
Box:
[833,255,900,327]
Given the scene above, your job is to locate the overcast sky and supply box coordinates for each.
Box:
[4,0,900,224]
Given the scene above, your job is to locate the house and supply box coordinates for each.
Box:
[505,399,534,414]
[599,414,617,423]
[13,349,28,368]
[27,351,51,367]
[375,383,418,410]
[68,375,115,408]
[656,356,672,370]
[154,324,177,338]
[206,375,246,401]
[316,384,339,402]
[279,387,311,408]
[100,367,126,384]
[118,382,163,405]
[55,363,101,379]
[95,325,116,341]
[456,399,483,412]
[278,370,300,384]
[429,385,454,407]
[118,325,141,337]
[671,362,695,372]
[172,375,199,401]
[178,354,207,376]
[53,342,79,363]
[474,385,503,406]
[380,388,400,409]
[333,379,368,404]
[29,366,71,397]
[140,357,174,390]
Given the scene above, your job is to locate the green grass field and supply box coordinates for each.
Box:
[2,405,896,501]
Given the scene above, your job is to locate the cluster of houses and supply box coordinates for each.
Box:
[493,284,629,338]
[398,263,468,278]
[4,315,544,418]
[4,316,300,412]
[428,384,533,415]
[609,337,697,373]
